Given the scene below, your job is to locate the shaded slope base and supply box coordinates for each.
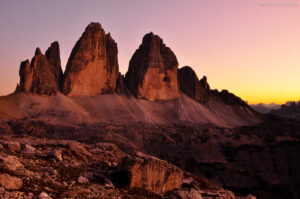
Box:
[0,93,261,127]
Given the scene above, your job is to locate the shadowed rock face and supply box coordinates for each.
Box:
[125,32,179,101]
[19,42,63,95]
[178,66,210,104]
[62,22,119,97]
[115,73,130,96]
[211,89,248,106]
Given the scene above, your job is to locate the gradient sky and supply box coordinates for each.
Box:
[0,0,299,104]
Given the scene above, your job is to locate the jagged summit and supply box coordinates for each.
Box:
[18,42,63,95]
[34,47,42,56]
[142,32,163,46]
[125,32,179,101]
[45,41,61,69]
[62,22,119,97]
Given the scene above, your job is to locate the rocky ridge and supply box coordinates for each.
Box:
[270,101,300,120]
[178,66,210,104]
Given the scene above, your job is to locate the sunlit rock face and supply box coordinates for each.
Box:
[178,66,210,104]
[19,42,63,95]
[117,152,183,194]
[125,32,179,101]
[62,22,119,97]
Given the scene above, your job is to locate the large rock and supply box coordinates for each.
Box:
[125,32,179,101]
[18,42,63,95]
[113,152,183,194]
[0,154,24,172]
[178,66,210,104]
[62,22,119,97]
[0,173,23,190]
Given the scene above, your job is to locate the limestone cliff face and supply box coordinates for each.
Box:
[125,32,179,101]
[62,22,119,97]
[178,66,210,104]
[19,42,63,95]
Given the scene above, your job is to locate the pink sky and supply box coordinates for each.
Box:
[0,0,299,104]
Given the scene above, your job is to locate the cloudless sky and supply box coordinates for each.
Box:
[0,0,299,104]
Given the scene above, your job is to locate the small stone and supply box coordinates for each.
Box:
[51,149,63,162]
[6,141,21,152]
[21,144,37,155]
[78,176,89,184]
[49,170,58,177]
[67,181,76,186]
[104,183,114,189]
[39,191,52,199]
[112,162,118,167]
[22,144,36,151]
[44,187,53,192]
[245,194,257,199]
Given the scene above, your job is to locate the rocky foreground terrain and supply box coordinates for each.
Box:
[0,114,299,199]
[0,22,299,198]
[0,132,258,199]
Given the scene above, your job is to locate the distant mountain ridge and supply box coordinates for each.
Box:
[270,101,300,120]
[250,103,281,114]
[251,101,300,120]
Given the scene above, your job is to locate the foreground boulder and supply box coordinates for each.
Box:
[62,22,119,97]
[113,152,183,194]
[0,154,24,172]
[0,173,22,190]
[125,32,179,101]
[18,42,63,95]
[178,66,210,104]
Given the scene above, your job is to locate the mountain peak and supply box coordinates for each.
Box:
[142,32,164,46]
[62,22,119,97]
[125,32,179,100]
[19,42,63,95]
[34,47,42,56]
[85,22,103,31]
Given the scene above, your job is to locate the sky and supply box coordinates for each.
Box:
[0,0,299,104]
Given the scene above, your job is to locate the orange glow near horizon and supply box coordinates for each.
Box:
[0,0,299,104]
